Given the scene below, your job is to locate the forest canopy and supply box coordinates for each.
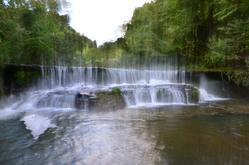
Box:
[0,0,97,66]
[118,0,249,71]
[1,0,249,86]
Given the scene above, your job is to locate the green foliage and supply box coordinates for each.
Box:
[84,41,122,67]
[0,0,96,66]
[111,87,121,98]
[204,37,238,70]
[190,86,200,97]
[214,4,239,22]
[108,0,249,75]
[14,70,26,85]
[2,0,249,87]
[189,86,200,103]
[24,38,54,64]
[245,57,249,68]
[226,71,249,86]
[14,70,41,85]
[0,66,4,97]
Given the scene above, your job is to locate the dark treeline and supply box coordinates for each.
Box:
[0,0,99,97]
[108,0,249,86]
[1,0,249,86]
[121,0,249,69]
[0,0,97,66]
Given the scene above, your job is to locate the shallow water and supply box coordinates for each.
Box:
[1,100,249,165]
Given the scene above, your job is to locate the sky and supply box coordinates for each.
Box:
[66,0,152,46]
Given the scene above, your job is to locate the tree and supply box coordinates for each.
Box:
[0,0,96,66]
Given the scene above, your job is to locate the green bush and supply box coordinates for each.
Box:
[111,87,121,98]
[14,70,40,85]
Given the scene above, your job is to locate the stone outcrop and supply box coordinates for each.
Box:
[90,89,126,110]
[186,86,200,103]
[75,88,126,110]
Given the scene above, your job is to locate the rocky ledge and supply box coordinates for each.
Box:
[91,88,126,110]
[35,88,126,111]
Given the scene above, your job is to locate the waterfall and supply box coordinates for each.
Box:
[199,88,223,102]
[35,91,76,109]
[1,65,229,113]
[0,65,231,141]
[121,85,186,107]
[38,67,186,88]
[24,66,190,109]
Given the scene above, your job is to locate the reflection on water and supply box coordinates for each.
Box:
[1,101,249,164]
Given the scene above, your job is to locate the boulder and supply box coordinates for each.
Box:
[187,86,200,103]
[75,92,97,109]
[89,88,126,110]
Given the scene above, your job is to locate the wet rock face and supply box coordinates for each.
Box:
[74,92,97,110]
[188,86,200,103]
[74,93,89,109]
[88,90,126,110]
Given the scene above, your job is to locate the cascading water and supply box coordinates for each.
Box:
[36,67,189,108]
[3,66,226,112]
[0,66,246,165]
[198,73,230,102]
[35,91,76,108]
[39,66,186,87]
[0,65,229,141]
[121,85,186,107]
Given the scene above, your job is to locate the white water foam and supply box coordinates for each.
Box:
[1,67,231,138]
[199,88,229,102]
[0,106,20,120]
[0,87,76,121]
[21,114,56,139]
[121,85,186,108]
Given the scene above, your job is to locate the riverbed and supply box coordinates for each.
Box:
[1,100,249,165]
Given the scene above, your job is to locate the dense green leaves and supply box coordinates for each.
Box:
[115,0,249,72]
[91,0,247,85]
[2,0,249,86]
[0,0,96,66]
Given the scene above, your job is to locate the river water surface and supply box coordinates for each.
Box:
[1,67,249,164]
[1,100,249,165]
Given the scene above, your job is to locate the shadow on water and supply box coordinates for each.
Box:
[152,113,249,164]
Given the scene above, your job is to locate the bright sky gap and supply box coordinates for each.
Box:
[67,0,152,46]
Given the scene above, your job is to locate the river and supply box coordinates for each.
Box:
[0,67,249,164]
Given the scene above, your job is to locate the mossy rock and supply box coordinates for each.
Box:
[111,87,121,98]
[93,88,126,110]
[189,86,200,103]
